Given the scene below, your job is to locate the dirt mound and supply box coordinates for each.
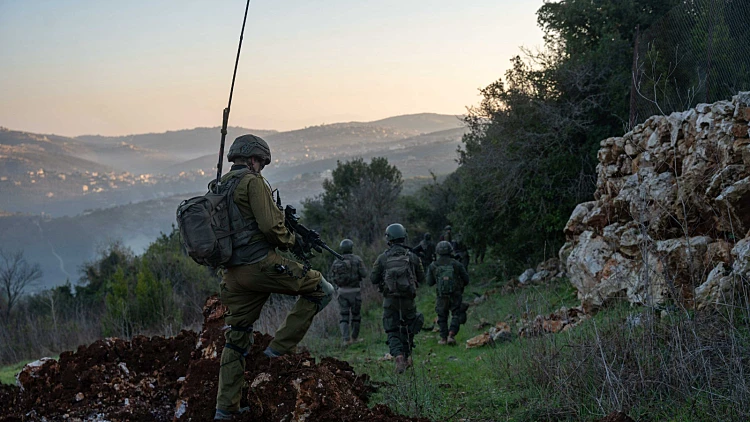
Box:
[0,296,424,422]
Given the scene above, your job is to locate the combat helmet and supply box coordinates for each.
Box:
[436,241,453,256]
[444,225,452,231]
[423,233,432,241]
[339,239,354,254]
[227,134,271,165]
[385,223,407,243]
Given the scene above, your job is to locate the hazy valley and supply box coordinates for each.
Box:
[0,114,465,288]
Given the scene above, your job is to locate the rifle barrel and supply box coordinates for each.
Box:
[320,243,344,260]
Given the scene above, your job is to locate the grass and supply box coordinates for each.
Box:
[304,261,582,421]
[1,359,33,385]
[304,260,750,421]
[5,260,746,421]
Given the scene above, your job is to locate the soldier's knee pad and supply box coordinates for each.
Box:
[318,277,334,312]
[303,277,334,313]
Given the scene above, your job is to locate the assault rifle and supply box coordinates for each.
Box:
[284,205,344,261]
[274,192,343,261]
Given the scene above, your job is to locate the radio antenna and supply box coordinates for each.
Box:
[214,0,252,191]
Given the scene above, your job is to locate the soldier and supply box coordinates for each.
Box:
[370,223,426,373]
[426,241,469,345]
[328,238,368,345]
[214,134,335,420]
[440,225,453,243]
[453,232,470,270]
[412,232,436,271]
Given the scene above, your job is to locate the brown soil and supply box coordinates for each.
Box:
[0,296,425,422]
[597,411,636,422]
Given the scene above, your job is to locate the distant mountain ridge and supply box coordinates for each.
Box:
[1,112,467,288]
[0,112,466,217]
[363,113,464,133]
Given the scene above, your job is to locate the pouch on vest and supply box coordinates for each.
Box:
[176,170,254,267]
[434,264,456,296]
[383,252,417,297]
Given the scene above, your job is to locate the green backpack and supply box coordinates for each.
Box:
[434,264,456,296]
[383,252,417,297]
[330,256,357,287]
[176,169,256,268]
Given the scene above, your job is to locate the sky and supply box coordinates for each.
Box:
[0,0,545,136]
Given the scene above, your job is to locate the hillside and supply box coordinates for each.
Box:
[76,126,279,163]
[0,195,188,289]
[0,128,113,176]
[365,113,464,133]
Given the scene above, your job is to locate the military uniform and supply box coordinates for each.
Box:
[412,236,435,272]
[216,140,333,415]
[328,252,367,342]
[370,244,425,362]
[426,246,470,342]
[440,226,453,243]
[453,235,470,270]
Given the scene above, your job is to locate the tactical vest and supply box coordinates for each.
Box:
[222,169,271,266]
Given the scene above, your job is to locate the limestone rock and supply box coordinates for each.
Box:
[694,263,735,310]
[563,93,750,309]
[518,268,535,285]
[732,238,750,279]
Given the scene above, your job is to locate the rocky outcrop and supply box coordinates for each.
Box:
[562,93,750,311]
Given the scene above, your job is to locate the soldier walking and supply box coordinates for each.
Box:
[214,134,335,420]
[453,233,470,270]
[370,223,425,373]
[412,232,436,272]
[426,241,470,345]
[328,239,368,345]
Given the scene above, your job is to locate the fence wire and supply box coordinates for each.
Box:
[630,0,750,126]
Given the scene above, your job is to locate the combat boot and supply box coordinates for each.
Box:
[395,355,407,374]
[214,407,249,420]
[438,338,447,345]
[406,356,413,369]
[263,346,285,358]
[340,322,350,346]
[447,331,456,345]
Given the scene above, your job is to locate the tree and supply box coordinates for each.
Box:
[0,249,42,320]
[448,0,683,273]
[305,157,403,244]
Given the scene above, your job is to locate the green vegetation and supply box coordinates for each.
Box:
[0,231,218,365]
[0,360,29,385]
[304,262,750,421]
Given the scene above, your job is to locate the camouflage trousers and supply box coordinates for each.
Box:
[216,250,324,412]
[382,296,423,358]
[436,291,464,338]
[338,288,362,341]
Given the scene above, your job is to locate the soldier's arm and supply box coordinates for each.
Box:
[426,263,436,287]
[412,254,426,287]
[456,260,470,286]
[370,255,385,289]
[357,256,368,280]
[327,262,336,286]
[412,244,425,256]
[246,176,295,248]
